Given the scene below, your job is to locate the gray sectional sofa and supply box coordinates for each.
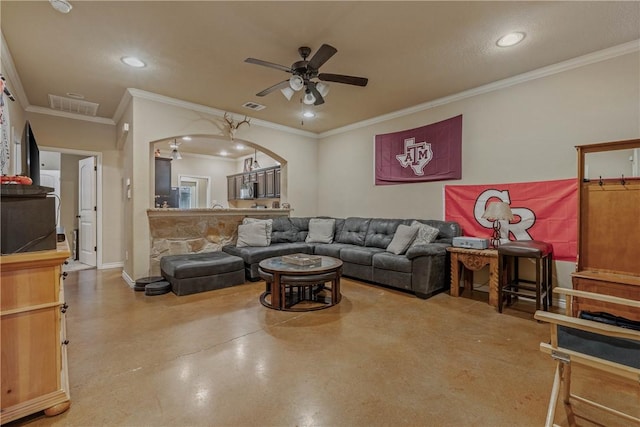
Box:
[222,217,461,299]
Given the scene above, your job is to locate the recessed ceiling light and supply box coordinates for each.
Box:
[303,111,315,118]
[50,0,72,14]
[121,56,146,68]
[220,151,229,156]
[496,32,526,47]
[235,144,244,150]
[182,136,192,141]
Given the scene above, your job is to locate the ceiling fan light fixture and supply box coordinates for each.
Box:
[316,82,330,98]
[303,111,315,118]
[280,87,295,101]
[303,91,316,105]
[289,75,304,91]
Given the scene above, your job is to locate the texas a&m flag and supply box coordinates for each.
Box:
[375,115,462,185]
[444,179,577,261]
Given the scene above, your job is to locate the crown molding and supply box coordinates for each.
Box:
[119,88,318,139]
[26,105,115,125]
[319,39,640,138]
[1,32,29,110]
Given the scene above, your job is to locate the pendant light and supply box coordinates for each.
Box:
[251,148,261,170]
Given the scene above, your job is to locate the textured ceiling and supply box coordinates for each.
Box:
[2,1,639,140]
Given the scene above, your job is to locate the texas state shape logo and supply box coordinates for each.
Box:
[395,137,433,175]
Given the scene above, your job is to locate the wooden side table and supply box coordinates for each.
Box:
[447,247,499,308]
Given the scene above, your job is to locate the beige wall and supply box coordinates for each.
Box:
[169,154,237,207]
[24,114,124,267]
[126,96,318,280]
[317,52,640,289]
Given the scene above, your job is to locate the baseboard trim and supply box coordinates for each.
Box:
[99,262,124,270]
[121,270,135,288]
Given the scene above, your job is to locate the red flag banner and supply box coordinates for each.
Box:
[444,179,577,261]
[375,115,462,185]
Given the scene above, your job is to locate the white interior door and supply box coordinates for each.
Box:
[39,170,61,227]
[78,156,96,266]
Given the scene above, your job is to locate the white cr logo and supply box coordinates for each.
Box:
[474,189,535,241]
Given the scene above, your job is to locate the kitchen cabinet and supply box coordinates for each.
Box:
[155,157,172,196]
[256,171,266,199]
[0,242,72,424]
[227,166,281,201]
[275,168,281,197]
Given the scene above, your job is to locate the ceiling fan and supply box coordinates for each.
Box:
[245,44,368,106]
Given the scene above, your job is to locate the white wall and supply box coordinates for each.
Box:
[317,52,640,289]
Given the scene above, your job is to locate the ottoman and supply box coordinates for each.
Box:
[160,252,245,296]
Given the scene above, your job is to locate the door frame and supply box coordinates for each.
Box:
[40,146,103,269]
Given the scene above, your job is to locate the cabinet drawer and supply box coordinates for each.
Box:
[1,265,61,311]
[1,307,61,407]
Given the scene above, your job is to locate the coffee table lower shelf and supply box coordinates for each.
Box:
[258,255,343,312]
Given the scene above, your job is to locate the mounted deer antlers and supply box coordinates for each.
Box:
[224,112,251,140]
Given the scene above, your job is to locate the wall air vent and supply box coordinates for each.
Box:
[242,101,266,111]
[48,94,99,116]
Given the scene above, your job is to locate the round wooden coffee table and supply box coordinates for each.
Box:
[258,255,343,311]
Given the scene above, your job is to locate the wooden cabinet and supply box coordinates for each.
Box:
[155,157,172,196]
[265,168,276,198]
[1,242,71,424]
[572,139,640,320]
[256,171,266,199]
[227,166,281,201]
[274,168,281,197]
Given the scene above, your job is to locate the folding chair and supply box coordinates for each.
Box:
[534,288,640,427]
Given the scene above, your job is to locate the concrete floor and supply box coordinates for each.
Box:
[11,268,638,426]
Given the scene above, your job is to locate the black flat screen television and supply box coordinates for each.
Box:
[21,120,40,185]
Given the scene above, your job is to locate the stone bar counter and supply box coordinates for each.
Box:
[147,208,290,275]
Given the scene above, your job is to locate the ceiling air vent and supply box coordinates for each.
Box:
[48,94,99,116]
[242,101,266,111]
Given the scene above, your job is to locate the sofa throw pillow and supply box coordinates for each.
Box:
[236,222,270,247]
[386,224,419,255]
[409,221,440,249]
[305,218,336,243]
[242,218,273,245]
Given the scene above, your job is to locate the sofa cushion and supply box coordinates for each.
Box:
[243,217,273,240]
[335,217,370,246]
[160,252,244,279]
[271,217,298,243]
[306,218,336,243]
[340,246,385,266]
[313,243,352,258]
[386,224,418,255]
[289,217,311,242]
[365,218,403,249]
[237,222,270,247]
[408,220,440,249]
[372,252,413,273]
[223,242,313,265]
[408,219,461,243]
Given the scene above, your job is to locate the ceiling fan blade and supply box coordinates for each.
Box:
[307,44,337,70]
[245,58,292,73]
[256,80,290,97]
[307,81,325,105]
[318,73,368,87]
